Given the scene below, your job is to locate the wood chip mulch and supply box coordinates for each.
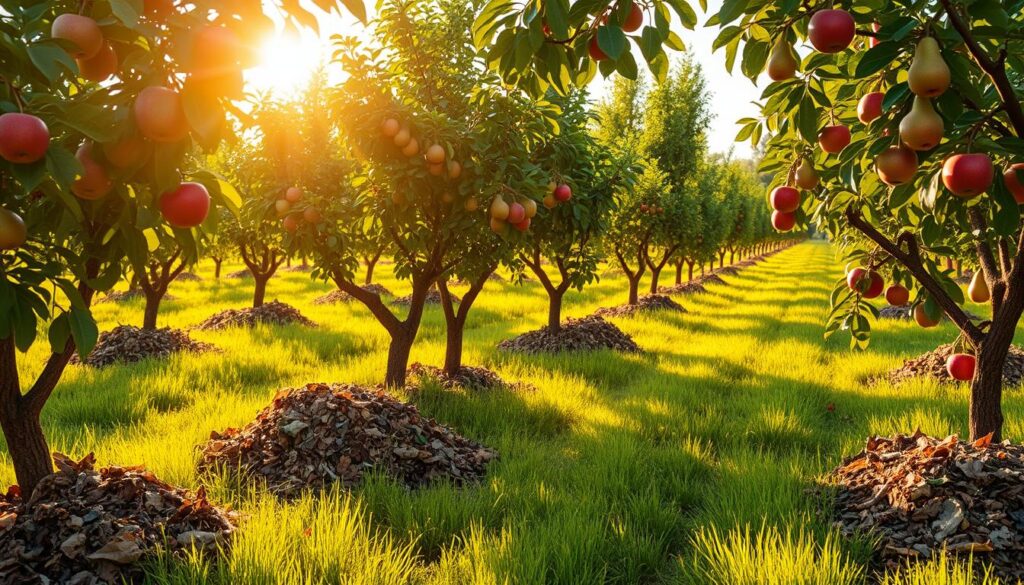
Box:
[593,294,686,318]
[195,301,316,331]
[198,383,498,497]
[658,281,708,296]
[313,284,394,305]
[878,306,913,320]
[71,326,216,368]
[226,269,252,279]
[392,290,459,306]
[497,315,641,354]
[823,431,1024,581]
[884,344,1024,387]
[716,265,741,276]
[0,453,236,585]
[408,363,532,392]
[701,274,727,286]
[97,290,174,304]
[174,272,202,282]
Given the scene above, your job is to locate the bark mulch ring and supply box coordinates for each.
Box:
[392,290,459,306]
[407,363,532,393]
[658,281,708,296]
[96,290,165,304]
[593,294,686,318]
[884,344,1024,387]
[227,269,252,279]
[174,272,202,282]
[820,431,1024,581]
[701,274,727,286]
[195,301,316,331]
[716,265,741,276]
[198,383,498,497]
[72,326,217,368]
[879,306,913,320]
[312,285,395,306]
[0,453,236,585]
[282,265,312,273]
[497,315,641,354]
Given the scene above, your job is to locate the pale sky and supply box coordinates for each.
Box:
[250,0,763,158]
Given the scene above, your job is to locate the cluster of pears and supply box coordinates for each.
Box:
[769,159,818,232]
[276,187,323,234]
[379,118,463,180]
[489,194,538,234]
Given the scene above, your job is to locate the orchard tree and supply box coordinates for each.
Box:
[0,1,356,495]
[472,0,696,93]
[722,0,1024,440]
[136,241,191,331]
[203,207,237,279]
[308,0,551,387]
[521,90,627,330]
[607,160,673,304]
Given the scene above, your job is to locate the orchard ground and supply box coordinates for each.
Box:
[3,241,1020,584]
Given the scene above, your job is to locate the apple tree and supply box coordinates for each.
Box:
[720,0,1024,440]
[520,89,628,330]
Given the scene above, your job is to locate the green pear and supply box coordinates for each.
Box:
[908,37,951,98]
[766,36,799,81]
[899,96,944,151]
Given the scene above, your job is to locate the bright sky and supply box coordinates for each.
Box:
[247,0,764,158]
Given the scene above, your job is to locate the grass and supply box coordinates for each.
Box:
[3,241,1022,584]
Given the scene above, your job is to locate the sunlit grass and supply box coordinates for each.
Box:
[3,242,1022,583]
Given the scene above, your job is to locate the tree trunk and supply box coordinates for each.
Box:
[384,327,416,387]
[688,261,695,282]
[443,316,466,376]
[253,276,268,308]
[214,259,222,279]
[548,290,563,331]
[674,262,683,285]
[719,252,725,268]
[0,409,51,498]
[970,325,1014,441]
[142,290,162,330]
[365,257,378,285]
[730,250,735,264]
[628,276,641,305]
[649,266,662,294]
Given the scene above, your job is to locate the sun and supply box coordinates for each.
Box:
[245,33,325,97]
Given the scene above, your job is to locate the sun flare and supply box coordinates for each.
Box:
[245,33,325,97]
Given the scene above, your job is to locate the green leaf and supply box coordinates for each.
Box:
[48,313,71,354]
[27,42,75,82]
[108,0,141,26]
[796,95,819,144]
[597,26,627,60]
[68,306,99,358]
[340,0,367,22]
[717,0,748,24]
[854,41,902,78]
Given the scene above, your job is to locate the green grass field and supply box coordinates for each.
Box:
[3,241,1019,584]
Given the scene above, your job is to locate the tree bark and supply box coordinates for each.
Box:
[628,276,641,305]
[547,290,564,331]
[253,276,268,308]
[365,258,378,285]
[649,267,662,294]
[0,405,51,499]
[438,270,490,377]
[385,327,416,387]
[688,261,695,282]
[971,340,1007,442]
[213,258,222,279]
[730,250,735,264]
[674,261,683,285]
[142,291,162,330]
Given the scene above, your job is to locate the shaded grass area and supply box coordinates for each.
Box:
[3,242,1022,584]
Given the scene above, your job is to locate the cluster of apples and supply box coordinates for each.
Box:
[769,160,818,231]
[586,2,644,61]
[639,203,664,215]
[846,266,934,327]
[489,194,538,233]
[544,182,573,208]
[379,118,463,180]
[275,187,323,233]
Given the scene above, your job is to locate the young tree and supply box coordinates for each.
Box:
[720,0,1024,440]
[521,90,626,330]
[0,1,350,495]
[137,243,191,330]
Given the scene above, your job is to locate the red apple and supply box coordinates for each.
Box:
[818,125,851,154]
[885,284,910,307]
[0,113,50,164]
[134,86,190,143]
[507,202,526,224]
[71,143,112,200]
[875,146,919,186]
[448,161,463,179]
[772,210,796,231]
[51,14,104,60]
[1004,163,1024,204]
[770,186,800,213]
[103,135,145,169]
[554,184,572,202]
[160,182,210,228]
[425,144,446,164]
[942,153,993,198]
[808,9,856,53]
[282,214,300,233]
[914,303,941,328]
[303,207,322,223]
[77,42,118,82]
[285,187,303,203]
[381,118,400,138]
[847,267,883,299]
[623,3,643,32]
[0,207,27,250]
[513,217,531,232]
[588,36,609,61]
[946,353,976,381]
[857,92,884,124]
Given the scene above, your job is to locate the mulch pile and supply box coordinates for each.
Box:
[659,281,708,296]
[716,265,741,276]
[313,284,394,305]
[227,269,252,279]
[97,290,173,304]
[72,326,216,368]
[174,272,202,282]
[497,315,641,354]
[392,290,459,306]
[198,383,498,496]
[408,363,529,392]
[824,431,1024,581]
[0,453,236,585]
[282,265,312,273]
[878,306,913,320]
[195,301,316,331]
[885,344,1024,387]
[593,294,686,318]
[702,274,727,286]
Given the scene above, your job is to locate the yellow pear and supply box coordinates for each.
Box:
[795,159,819,189]
[899,96,944,151]
[968,271,990,303]
[766,36,799,81]
[490,194,510,220]
[908,37,951,98]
